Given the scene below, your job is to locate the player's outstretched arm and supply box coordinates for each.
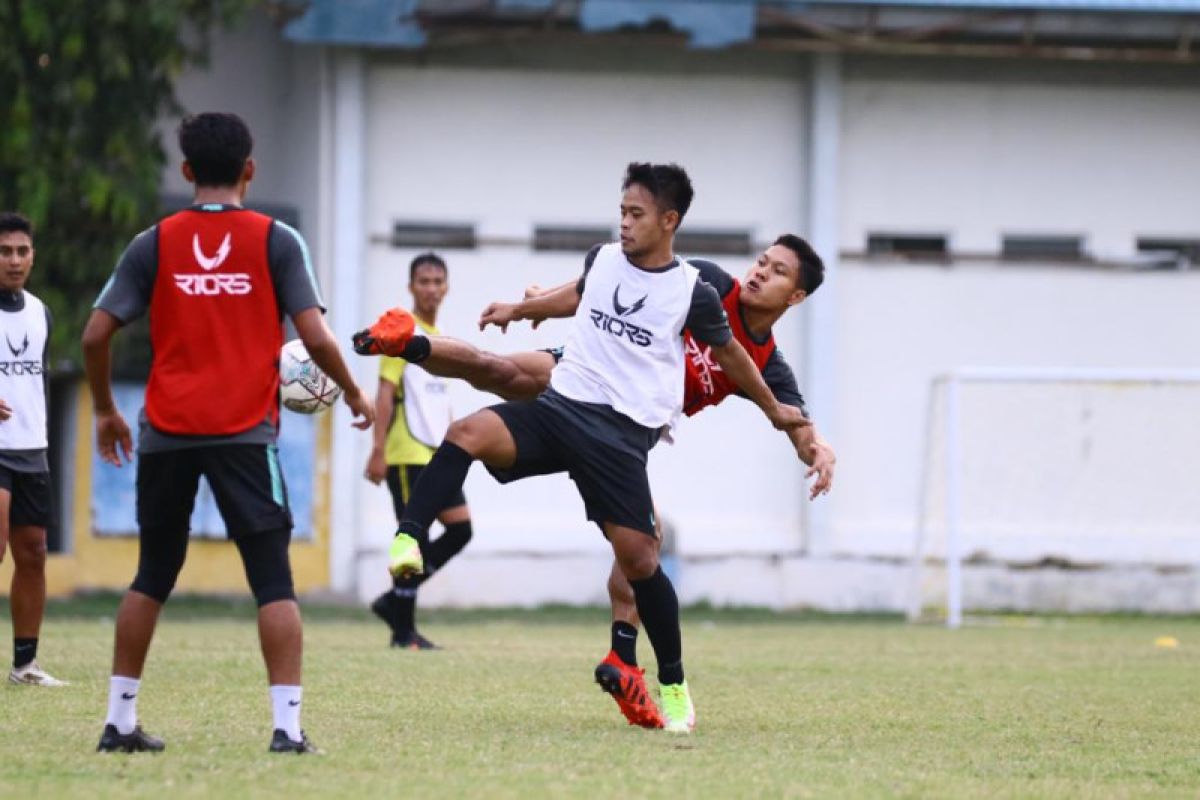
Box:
[479,281,581,333]
[788,425,837,499]
[708,339,810,432]
[292,307,374,430]
[81,309,134,467]
[522,279,577,329]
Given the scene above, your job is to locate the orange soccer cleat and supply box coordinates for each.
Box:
[593,650,665,729]
[352,307,417,357]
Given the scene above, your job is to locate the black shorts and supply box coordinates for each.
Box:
[0,467,53,528]
[385,463,467,526]
[486,390,658,536]
[137,444,292,538]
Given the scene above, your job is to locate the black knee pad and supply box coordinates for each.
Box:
[234,528,296,607]
[130,526,190,603]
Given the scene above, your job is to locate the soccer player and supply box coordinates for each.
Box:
[356,234,835,727]
[81,113,374,754]
[0,212,65,687]
[365,252,472,650]
[378,162,808,734]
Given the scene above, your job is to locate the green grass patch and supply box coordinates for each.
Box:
[2,606,1199,797]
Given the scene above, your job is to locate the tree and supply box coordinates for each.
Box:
[0,0,258,376]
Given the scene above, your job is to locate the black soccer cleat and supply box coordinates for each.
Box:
[96,724,165,753]
[390,630,439,650]
[269,729,319,754]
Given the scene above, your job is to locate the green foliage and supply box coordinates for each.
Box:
[0,0,257,376]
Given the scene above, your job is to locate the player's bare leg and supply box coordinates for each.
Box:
[422,339,553,402]
[7,519,65,686]
[607,510,662,634]
[596,515,666,728]
[111,591,163,679]
[595,523,688,730]
[258,600,303,685]
[353,307,553,401]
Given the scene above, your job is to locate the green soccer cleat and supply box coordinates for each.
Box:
[388,532,424,579]
[659,681,695,734]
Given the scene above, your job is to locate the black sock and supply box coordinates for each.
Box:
[426,520,473,571]
[391,582,419,636]
[397,443,474,539]
[13,637,37,669]
[629,566,684,685]
[402,335,431,364]
[611,621,639,666]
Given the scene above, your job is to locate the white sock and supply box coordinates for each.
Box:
[106,676,140,735]
[270,685,303,741]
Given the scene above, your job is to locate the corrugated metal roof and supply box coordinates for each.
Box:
[807,0,1200,10]
[283,0,1200,50]
[285,0,425,48]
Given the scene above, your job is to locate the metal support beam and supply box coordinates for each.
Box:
[327,49,367,594]
[802,52,841,555]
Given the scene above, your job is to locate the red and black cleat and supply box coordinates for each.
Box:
[351,307,416,357]
[594,650,665,729]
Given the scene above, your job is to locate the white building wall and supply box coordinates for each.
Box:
[354,63,811,604]
[829,262,1200,559]
[840,61,1200,257]
[164,28,1200,610]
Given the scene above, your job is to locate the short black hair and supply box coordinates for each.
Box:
[622,162,694,227]
[774,234,824,295]
[0,212,33,238]
[178,112,254,187]
[409,252,447,282]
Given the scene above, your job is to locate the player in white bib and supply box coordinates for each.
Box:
[377,163,808,734]
[0,212,65,687]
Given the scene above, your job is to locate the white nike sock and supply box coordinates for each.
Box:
[270,685,303,741]
[106,676,140,735]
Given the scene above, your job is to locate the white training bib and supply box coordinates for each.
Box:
[550,243,698,429]
[0,291,48,450]
[402,363,453,448]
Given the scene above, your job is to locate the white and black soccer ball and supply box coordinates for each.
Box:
[279,339,341,414]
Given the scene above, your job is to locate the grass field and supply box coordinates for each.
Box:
[2,598,1199,798]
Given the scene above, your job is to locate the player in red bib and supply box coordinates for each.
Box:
[354,233,834,729]
[83,113,373,755]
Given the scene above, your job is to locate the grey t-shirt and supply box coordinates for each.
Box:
[0,290,51,473]
[94,205,325,452]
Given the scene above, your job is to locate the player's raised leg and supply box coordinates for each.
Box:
[355,307,555,402]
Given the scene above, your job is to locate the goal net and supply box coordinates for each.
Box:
[908,368,1200,626]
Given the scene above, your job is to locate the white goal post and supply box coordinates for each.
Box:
[908,367,1200,628]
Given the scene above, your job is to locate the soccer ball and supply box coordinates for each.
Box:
[279,339,342,414]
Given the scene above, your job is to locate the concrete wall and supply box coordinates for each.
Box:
[840,58,1200,257]
[353,59,812,605]
[152,26,1200,610]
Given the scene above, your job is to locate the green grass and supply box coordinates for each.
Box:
[2,600,1199,798]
